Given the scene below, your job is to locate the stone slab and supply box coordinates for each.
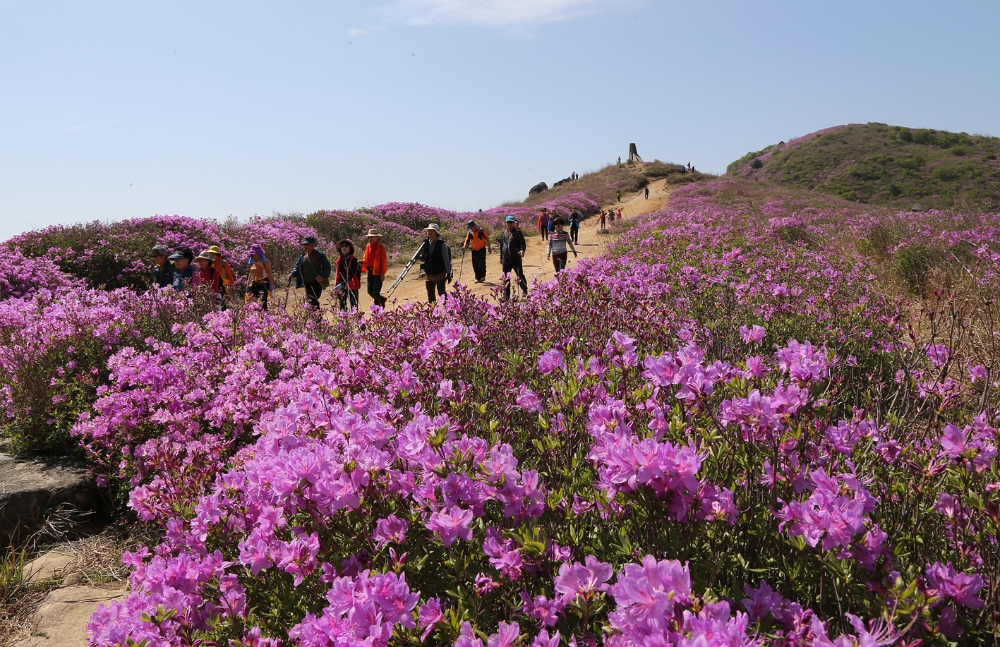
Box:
[14,585,126,647]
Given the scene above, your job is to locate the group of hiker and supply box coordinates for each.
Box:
[150,205,615,311]
[598,208,622,230]
[537,208,582,243]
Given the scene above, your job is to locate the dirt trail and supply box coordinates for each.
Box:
[347,176,674,312]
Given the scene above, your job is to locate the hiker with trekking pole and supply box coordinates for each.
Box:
[463,220,492,283]
[246,244,274,310]
[415,223,452,304]
[333,239,362,311]
[499,216,528,301]
[289,236,332,309]
[547,217,578,272]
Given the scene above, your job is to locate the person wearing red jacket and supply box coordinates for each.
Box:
[192,252,222,308]
[334,239,362,310]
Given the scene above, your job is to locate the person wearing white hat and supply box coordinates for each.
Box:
[361,229,388,308]
[416,223,452,304]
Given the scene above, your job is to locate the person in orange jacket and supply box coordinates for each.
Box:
[538,208,550,241]
[361,229,388,308]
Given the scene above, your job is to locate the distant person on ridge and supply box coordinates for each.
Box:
[334,239,361,311]
[151,245,175,288]
[416,223,452,304]
[644,186,649,199]
[547,217,577,272]
[568,211,581,244]
[538,208,550,241]
[289,236,331,309]
[168,247,195,292]
[616,188,622,203]
[246,244,274,310]
[361,229,388,308]
[463,220,492,283]
[617,156,621,165]
[499,216,528,300]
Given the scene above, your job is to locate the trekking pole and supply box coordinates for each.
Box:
[458,246,467,284]
[386,239,429,297]
[283,281,292,310]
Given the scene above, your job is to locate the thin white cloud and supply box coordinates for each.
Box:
[375,0,620,29]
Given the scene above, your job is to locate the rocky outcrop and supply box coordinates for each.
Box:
[0,454,104,543]
[528,181,548,196]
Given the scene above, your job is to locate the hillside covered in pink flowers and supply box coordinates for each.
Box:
[2,173,999,645]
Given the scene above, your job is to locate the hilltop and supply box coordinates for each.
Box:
[727,122,1000,209]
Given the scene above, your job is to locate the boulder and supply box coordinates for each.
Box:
[0,454,104,543]
[14,584,126,647]
[528,182,548,196]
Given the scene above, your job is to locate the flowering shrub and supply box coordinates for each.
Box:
[0,247,81,300]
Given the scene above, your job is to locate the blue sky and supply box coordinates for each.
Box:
[2,1,998,240]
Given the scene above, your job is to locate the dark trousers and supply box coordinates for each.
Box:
[249,281,270,310]
[304,281,324,308]
[471,248,487,281]
[552,252,568,272]
[502,259,528,300]
[540,227,548,240]
[425,274,446,303]
[338,289,359,311]
[367,272,386,307]
[570,226,579,243]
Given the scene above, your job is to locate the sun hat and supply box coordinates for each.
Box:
[168,246,194,261]
[206,245,222,256]
[424,223,440,232]
[467,220,477,228]
[300,236,318,245]
[338,239,356,254]
[505,216,517,223]
[366,229,381,238]
[195,252,215,262]
[249,243,265,258]
[167,251,185,261]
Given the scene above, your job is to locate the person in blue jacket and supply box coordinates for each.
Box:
[289,236,332,308]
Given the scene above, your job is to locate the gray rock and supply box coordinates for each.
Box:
[0,454,104,543]
[528,182,548,196]
[14,584,126,647]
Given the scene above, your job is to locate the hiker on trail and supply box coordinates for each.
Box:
[289,236,332,309]
[362,230,388,308]
[193,251,223,307]
[644,186,649,199]
[499,216,528,300]
[246,244,274,310]
[617,208,622,220]
[538,209,550,241]
[568,211,581,244]
[362,229,388,308]
[616,188,622,203]
[416,224,452,304]
[151,245,175,288]
[617,156,622,165]
[334,239,361,311]
[168,247,195,292]
[463,220,492,283]
[609,209,616,224]
[547,217,578,272]
[599,211,607,230]
[205,246,235,301]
